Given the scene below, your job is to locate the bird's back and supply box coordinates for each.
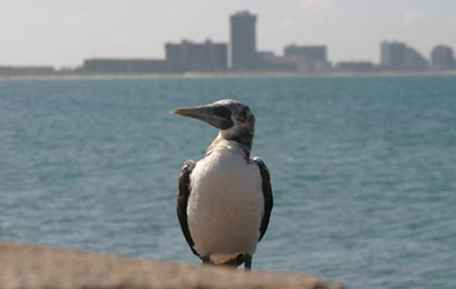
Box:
[187,139,264,263]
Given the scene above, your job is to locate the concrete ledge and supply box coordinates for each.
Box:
[0,243,344,289]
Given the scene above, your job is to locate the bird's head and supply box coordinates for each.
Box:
[174,99,255,149]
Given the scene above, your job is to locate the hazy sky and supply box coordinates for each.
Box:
[1,0,455,67]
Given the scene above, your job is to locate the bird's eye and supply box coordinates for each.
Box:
[238,108,249,121]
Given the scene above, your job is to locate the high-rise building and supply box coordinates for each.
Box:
[230,11,257,70]
[431,45,454,69]
[380,41,428,70]
[283,44,330,73]
[165,39,228,72]
[381,41,404,69]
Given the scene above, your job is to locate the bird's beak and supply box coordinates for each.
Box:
[174,103,233,130]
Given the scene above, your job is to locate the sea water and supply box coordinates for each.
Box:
[1,76,455,289]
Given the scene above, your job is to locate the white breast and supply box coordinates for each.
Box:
[187,140,264,262]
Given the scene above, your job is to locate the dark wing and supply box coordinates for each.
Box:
[177,160,200,257]
[253,157,274,241]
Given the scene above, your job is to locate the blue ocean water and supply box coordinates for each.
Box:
[1,76,455,289]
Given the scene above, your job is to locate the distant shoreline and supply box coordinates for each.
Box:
[1,70,456,81]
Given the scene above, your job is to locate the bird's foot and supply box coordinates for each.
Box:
[244,254,252,271]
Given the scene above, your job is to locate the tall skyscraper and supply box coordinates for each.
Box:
[230,11,257,70]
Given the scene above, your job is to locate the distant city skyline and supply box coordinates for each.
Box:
[1,0,456,67]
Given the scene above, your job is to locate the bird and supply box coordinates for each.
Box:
[174,99,273,270]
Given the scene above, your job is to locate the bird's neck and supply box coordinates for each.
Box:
[207,133,252,160]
